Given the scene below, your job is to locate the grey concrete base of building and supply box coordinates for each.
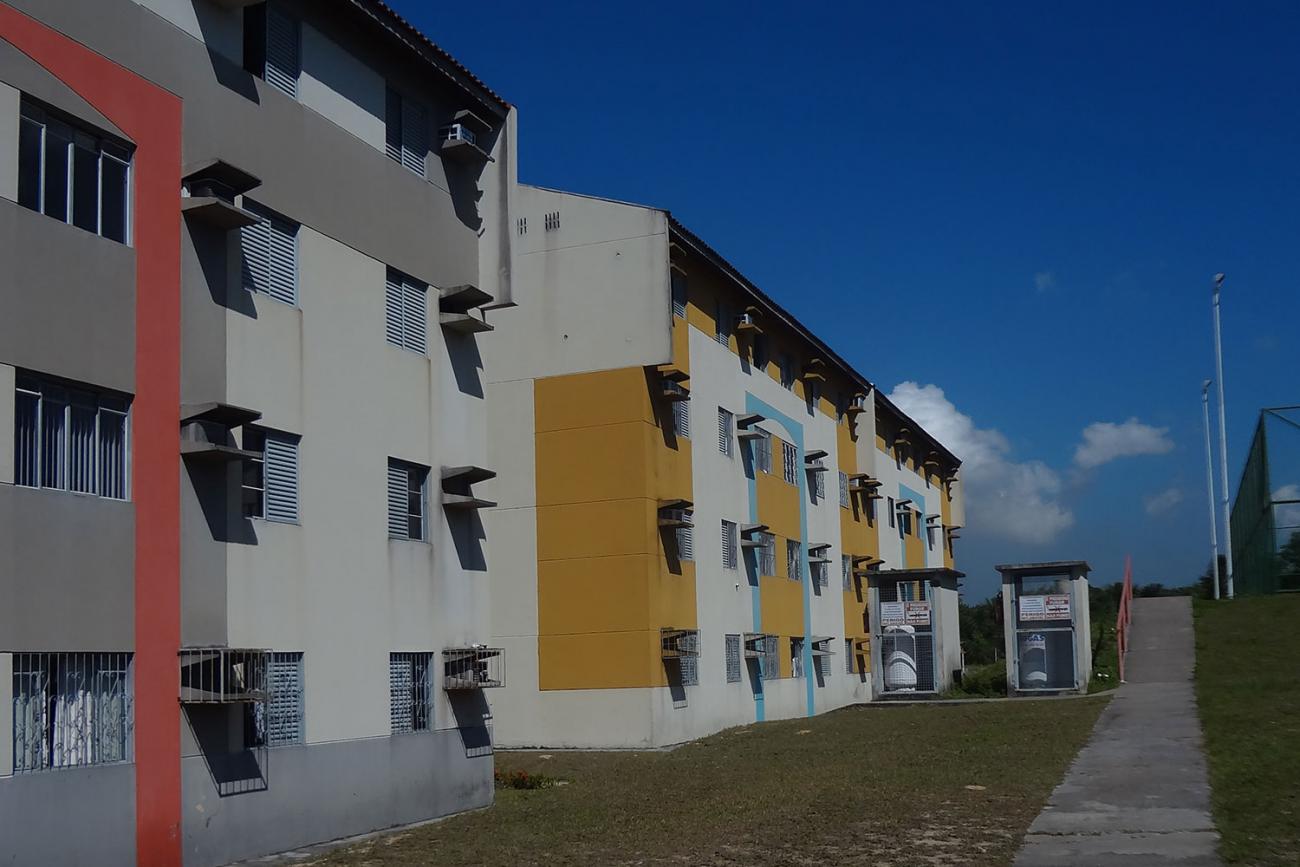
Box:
[1015,597,1222,866]
[0,763,138,866]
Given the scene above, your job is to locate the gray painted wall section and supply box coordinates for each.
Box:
[0,39,127,140]
[0,80,17,201]
[0,486,135,650]
[180,731,493,867]
[0,201,137,394]
[0,364,13,484]
[0,763,137,866]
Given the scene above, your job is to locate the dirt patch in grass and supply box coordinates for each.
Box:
[300,698,1104,867]
[1195,595,1300,865]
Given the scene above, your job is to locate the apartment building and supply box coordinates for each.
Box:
[484,188,965,748]
[0,1,513,864]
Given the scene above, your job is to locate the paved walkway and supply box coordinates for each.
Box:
[1015,596,1221,866]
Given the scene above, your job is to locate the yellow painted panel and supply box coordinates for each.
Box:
[760,576,804,637]
[535,367,654,433]
[539,554,655,636]
[650,425,693,504]
[537,499,656,561]
[671,315,691,376]
[842,591,868,638]
[905,510,925,568]
[756,460,800,540]
[539,631,667,690]
[650,561,699,631]
[537,421,650,506]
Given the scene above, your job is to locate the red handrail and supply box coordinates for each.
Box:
[1116,555,1133,683]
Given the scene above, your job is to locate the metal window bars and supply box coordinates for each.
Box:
[390,652,433,733]
[442,647,504,690]
[660,628,700,660]
[12,652,133,774]
[178,647,270,704]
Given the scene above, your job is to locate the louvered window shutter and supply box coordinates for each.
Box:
[401,99,428,177]
[673,399,689,439]
[402,279,427,353]
[267,653,303,746]
[385,270,404,347]
[264,5,300,98]
[717,408,733,456]
[676,525,693,561]
[266,216,297,305]
[263,434,299,523]
[240,217,271,296]
[387,460,410,540]
[389,657,414,732]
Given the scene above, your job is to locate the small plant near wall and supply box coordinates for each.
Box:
[494,769,565,790]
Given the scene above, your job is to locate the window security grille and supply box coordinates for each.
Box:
[264,652,304,747]
[763,635,780,680]
[752,430,773,474]
[845,638,855,673]
[679,653,699,687]
[839,471,850,508]
[787,540,802,582]
[384,268,429,354]
[672,398,690,439]
[263,4,301,98]
[791,638,805,679]
[443,648,504,689]
[721,520,738,570]
[758,532,776,576]
[241,203,298,305]
[390,652,433,733]
[812,560,828,588]
[387,459,429,541]
[14,374,129,500]
[17,101,131,243]
[725,635,742,683]
[671,271,687,319]
[842,555,853,592]
[385,87,429,177]
[242,429,299,523]
[782,441,798,485]
[813,462,826,500]
[676,524,694,561]
[717,408,734,456]
[11,652,132,774]
[816,654,830,679]
[715,301,729,346]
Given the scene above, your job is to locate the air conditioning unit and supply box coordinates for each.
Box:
[735,312,760,331]
[439,123,477,146]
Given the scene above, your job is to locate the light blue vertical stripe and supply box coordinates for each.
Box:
[900,483,926,569]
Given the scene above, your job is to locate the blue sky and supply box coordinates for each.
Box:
[399,1,1300,599]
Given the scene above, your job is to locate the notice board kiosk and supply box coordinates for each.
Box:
[996,561,1092,696]
[868,568,963,698]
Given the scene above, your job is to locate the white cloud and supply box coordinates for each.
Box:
[1034,271,1056,293]
[1144,487,1183,516]
[1073,418,1174,469]
[887,382,1074,545]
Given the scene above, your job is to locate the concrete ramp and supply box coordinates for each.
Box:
[1014,596,1222,866]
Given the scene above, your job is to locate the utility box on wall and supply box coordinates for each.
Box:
[996,561,1092,696]
[868,568,964,698]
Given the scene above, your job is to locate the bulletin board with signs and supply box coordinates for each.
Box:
[1018,593,1072,622]
[879,600,931,627]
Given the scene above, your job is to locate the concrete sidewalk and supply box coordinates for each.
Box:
[1014,596,1221,866]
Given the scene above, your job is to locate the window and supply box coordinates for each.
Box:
[900,508,913,537]
[779,354,795,390]
[385,87,429,177]
[888,497,895,528]
[264,652,304,747]
[721,520,738,570]
[787,539,802,582]
[812,560,828,588]
[384,268,429,354]
[11,652,131,773]
[842,554,853,592]
[845,638,855,674]
[387,459,429,541]
[671,271,687,319]
[725,635,742,683]
[17,100,131,243]
[676,524,694,561]
[812,462,826,501]
[679,652,699,687]
[839,471,850,508]
[753,430,773,474]
[782,440,798,485]
[758,532,776,576]
[240,203,298,306]
[714,301,729,346]
[389,652,433,733]
[245,3,300,98]
[791,638,805,679]
[763,635,780,681]
[14,374,129,500]
[672,398,690,439]
[242,429,299,523]
[717,408,734,457]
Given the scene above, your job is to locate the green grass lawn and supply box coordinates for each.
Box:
[305,699,1107,867]
[1195,594,1300,865]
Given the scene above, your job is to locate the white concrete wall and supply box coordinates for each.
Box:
[222,224,489,744]
[299,23,387,153]
[0,81,18,203]
[0,363,13,485]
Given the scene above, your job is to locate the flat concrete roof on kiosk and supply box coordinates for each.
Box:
[869,567,965,586]
[995,561,1092,577]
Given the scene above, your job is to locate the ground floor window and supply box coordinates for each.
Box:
[12,652,132,773]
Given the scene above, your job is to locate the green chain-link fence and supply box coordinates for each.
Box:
[1230,406,1300,595]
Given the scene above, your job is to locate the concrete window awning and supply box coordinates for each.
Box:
[441,465,496,510]
[181,158,262,230]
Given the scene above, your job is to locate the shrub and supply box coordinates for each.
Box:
[494,769,562,790]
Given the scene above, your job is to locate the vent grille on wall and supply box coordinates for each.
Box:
[517,216,527,235]
[545,211,560,231]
